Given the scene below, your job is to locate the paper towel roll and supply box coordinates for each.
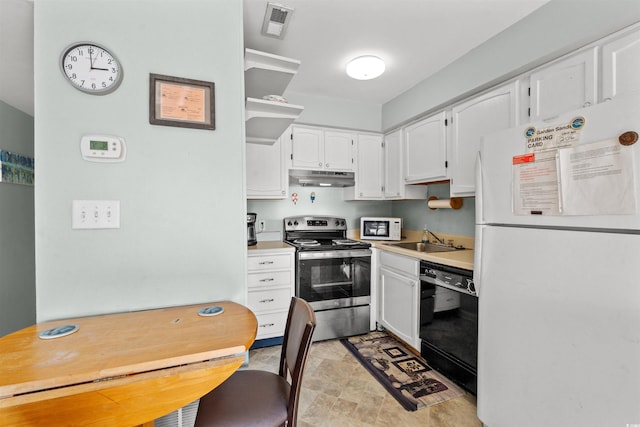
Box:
[428,197,463,210]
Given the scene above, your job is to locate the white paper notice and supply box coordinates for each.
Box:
[557,139,637,215]
[513,150,561,215]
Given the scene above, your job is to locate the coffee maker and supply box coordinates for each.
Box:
[247,213,257,246]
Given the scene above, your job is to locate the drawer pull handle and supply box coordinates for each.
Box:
[259,323,275,328]
[259,278,275,282]
[259,298,275,303]
[259,261,274,265]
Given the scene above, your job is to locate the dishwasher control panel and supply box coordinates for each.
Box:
[420,261,476,296]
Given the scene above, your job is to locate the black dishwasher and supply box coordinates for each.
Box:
[419,260,477,395]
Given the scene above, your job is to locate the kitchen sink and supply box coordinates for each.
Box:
[384,241,463,253]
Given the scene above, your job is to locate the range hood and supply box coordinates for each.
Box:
[289,169,355,187]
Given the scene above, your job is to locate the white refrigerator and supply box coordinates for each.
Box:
[475,93,640,427]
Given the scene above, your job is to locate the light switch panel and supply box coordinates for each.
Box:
[72,200,120,229]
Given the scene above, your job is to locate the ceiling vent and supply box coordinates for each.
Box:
[261,2,294,39]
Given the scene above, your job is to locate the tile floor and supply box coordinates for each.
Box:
[248,335,482,427]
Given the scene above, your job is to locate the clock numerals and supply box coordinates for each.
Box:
[60,42,122,95]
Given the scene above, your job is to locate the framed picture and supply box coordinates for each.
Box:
[149,74,215,130]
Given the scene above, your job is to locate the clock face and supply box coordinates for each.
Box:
[60,43,122,94]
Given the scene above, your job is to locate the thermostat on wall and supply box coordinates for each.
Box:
[80,135,126,162]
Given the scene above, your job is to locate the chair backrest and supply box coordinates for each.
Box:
[278,297,316,426]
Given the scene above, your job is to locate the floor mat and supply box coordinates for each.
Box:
[341,332,465,411]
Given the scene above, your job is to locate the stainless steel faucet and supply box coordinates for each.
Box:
[427,229,446,245]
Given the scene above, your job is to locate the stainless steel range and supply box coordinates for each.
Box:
[284,215,372,341]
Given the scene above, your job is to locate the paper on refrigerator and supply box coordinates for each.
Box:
[557,138,637,215]
[512,150,561,215]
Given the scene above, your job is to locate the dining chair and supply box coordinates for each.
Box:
[194,296,317,427]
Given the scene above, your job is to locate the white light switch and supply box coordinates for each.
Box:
[72,200,120,229]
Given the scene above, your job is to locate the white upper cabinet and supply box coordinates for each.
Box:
[602,26,640,101]
[449,81,519,197]
[244,49,303,144]
[383,130,428,200]
[246,128,289,199]
[353,133,384,199]
[324,131,355,171]
[529,48,597,121]
[291,126,323,169]
[291,126,354,171]
[384,129,404,199]
[403,111,447,184]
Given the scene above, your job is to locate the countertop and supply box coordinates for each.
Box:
[248,233,473,271]
[247,241,295,253]
[370,240,474,271]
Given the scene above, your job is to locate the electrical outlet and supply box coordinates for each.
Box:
[258,220,266,232]
[72,200,120,229]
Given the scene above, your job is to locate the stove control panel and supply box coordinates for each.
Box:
[284,216,347,231]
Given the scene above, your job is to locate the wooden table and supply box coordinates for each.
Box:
[0,301,257,426]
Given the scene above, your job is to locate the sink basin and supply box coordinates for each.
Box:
[384,241,461,253]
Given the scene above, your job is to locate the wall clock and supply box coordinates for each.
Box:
[60,42,123,95]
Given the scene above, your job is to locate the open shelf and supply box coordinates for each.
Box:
[244,49,303,144]
[244,49,301,99]
[245,97,304,144]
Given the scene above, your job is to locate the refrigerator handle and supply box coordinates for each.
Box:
[475,151,484,224]
[473,224,483,297]
[474,152,484,297]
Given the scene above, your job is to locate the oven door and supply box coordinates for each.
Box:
[296,249,371,310]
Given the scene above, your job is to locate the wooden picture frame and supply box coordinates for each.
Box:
[149,74,215,130]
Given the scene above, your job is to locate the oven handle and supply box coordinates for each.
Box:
[298,249,371,260]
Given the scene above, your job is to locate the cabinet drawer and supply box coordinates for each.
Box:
[248,288,292,313]
[255,311,287,339]
[247,254,292,271]
[380,250,419,276]
[247,270,291,288]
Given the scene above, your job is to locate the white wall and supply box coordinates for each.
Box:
[285,91,381,132]
[0,101,35,336]
[34,0,246,322]
[382,0,640,131]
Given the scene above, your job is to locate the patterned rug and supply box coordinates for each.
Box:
[341,332,464,411]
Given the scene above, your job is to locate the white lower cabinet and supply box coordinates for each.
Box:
[247,249,295,340]
[378,251,420,351]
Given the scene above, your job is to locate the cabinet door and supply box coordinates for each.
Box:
[291,127,324,169]
[449,81,518,197]
[354,134,383,199]
[602,27,640,101]
[246,134,288,199]
[384,129,404,199]
[403,111,447,184]
[529,48,597,121]
[324,131,354,171]
[379,266,419,350]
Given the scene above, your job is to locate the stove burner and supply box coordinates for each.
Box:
[293,239,320,247]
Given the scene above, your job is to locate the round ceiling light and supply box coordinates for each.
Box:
[346,55,385,80]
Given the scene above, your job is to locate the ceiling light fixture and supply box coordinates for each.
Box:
[346,55,385,80]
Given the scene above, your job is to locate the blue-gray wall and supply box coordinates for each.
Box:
[248,183,475,238]
[34,0,246,322]
[248,184,392,236]
[391,184,475,237]
[0,100,35,336]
